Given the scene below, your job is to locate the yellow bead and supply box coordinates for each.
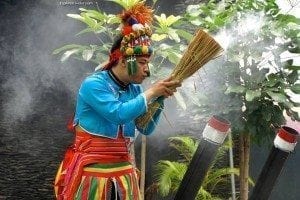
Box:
[125,47,134,55]
[142,46,148,54]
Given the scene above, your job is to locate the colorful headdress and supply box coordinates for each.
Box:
[103,2,154,75]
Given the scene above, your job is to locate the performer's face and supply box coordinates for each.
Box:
[129,56,150,84]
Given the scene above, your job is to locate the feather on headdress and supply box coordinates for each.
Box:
[119,2,153,26]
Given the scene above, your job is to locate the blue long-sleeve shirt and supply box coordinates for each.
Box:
[73,70,163,138]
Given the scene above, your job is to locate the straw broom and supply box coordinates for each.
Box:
[135,29,223,130]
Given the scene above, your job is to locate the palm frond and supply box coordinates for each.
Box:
[154,136,241,199]
[210,139,232,169]
[168,136,198,161]
[196,187,223,200]
[155,160,186,196]
[205,167,239,191]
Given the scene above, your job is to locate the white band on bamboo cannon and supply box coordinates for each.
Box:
[202,115,230,144]
[274,126,298,152]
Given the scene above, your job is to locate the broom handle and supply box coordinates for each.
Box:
[156,96,165,104]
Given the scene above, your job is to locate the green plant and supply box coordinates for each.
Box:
[154,136,248,200]
[180,0,300,199]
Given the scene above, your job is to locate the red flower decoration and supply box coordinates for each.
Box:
[122,25,133,35]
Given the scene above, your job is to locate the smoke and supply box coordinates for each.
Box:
[0,0,96,124]
[3,78,33,121]
[149,8,300,143]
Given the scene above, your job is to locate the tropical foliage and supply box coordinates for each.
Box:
[154,136,243,200]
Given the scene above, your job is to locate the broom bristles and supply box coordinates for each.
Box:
[136,29,223,129]
[135,100,161,130]
[171,29,223,81]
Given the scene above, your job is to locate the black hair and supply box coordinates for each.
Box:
[110,35,123,53]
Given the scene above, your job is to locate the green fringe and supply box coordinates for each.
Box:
[127,59,137,76]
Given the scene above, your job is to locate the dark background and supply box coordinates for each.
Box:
[0,0,300,199]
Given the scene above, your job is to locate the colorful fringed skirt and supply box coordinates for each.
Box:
[54,128,141,200]
[75,162,140,200]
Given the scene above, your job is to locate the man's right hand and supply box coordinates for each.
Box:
[144,76,182,102]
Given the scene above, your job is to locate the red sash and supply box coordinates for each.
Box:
[55,127,132,200]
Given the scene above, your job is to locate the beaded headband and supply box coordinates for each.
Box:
[104,2,154,75]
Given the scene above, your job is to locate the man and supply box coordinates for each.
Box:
[54,2,181,199]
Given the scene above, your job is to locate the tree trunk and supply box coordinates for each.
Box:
[239,133,250,200]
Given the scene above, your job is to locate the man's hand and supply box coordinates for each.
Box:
[144,76,182,102]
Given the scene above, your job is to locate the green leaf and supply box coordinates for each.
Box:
[214,16,225,27]
[190,18,202,26]
[276,14,300,25]
[79,8,105,21]
[52,44,85,55]
[285,65,300,71]
[165,15,182,26]
[80,13,97,28]
[262,112,272,122]
[291,84,300,94]
[176,29,193,41]
[167,51,181,65]
[267,91,287,103]
[246,90,261,101]
[283,101,294,109]
[287,71,299,84]
[67,14,84,21]
[107,0,141,9]
[155,14,182,29]
[106,14,120,24]
[82,49,94,61]
[263,73,282,87]
[151,33,168,41]
[169,136,198,158]
[288,46,300,54]
[158,43,172,50]
[287,109,300,121]
[225,85,245,94]
[75,27,95,36]
[168,28,180,42]
[60,49,80,62]
[186,4,201,17]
